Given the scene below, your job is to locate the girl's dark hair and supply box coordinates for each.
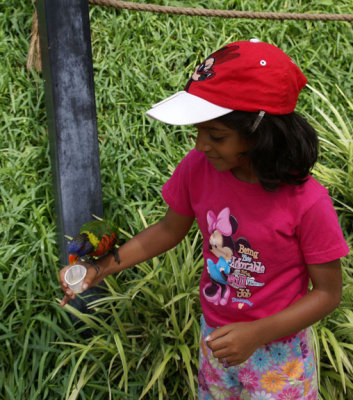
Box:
[216,110,318,191]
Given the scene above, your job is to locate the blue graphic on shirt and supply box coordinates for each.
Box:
[206,256,231,285]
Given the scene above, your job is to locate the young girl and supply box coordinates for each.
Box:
[60,40,349,399]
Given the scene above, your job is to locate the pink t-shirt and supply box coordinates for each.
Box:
[162,149,349,336]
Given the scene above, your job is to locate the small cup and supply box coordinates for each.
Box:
[64,264,87,294]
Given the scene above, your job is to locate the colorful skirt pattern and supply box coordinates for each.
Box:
[198,315,318,400]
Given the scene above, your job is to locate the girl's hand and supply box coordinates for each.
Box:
[59,261,105,307]
[205,321,262,366]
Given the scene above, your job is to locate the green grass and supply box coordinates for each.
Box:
[1,0,352,399]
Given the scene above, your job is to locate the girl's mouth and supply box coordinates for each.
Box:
[206,155,221,161]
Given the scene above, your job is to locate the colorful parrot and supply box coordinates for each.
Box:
[67,216,120,269]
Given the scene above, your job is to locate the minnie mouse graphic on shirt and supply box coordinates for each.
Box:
[204,207,266,309]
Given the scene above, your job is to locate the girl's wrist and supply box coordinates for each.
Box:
[250,316,286,346]
[251,318,273,345]
[247,319,270,347]
[99,252,122,277]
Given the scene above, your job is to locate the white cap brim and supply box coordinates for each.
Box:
[146,91,233,125]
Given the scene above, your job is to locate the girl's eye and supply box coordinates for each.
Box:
[210,135,225,142]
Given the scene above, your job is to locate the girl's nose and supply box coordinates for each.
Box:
[195,132,212,152]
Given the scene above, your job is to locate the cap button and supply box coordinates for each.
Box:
[250,38,261,43]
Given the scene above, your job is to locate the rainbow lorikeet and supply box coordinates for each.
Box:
[67,217,120,269]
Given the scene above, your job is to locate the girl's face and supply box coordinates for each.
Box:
[195,119,258,183]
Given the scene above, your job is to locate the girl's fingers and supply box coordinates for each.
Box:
[60,292,75,307]
[59,265,71,289]
[60,296,68,307]
[81,264,102,291]
[212,348,229,359]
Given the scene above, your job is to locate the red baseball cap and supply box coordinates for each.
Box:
[146,39,307,125]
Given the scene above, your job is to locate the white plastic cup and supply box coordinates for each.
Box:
[64,264,87,294]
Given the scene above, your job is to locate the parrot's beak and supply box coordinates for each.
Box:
[68,254,79,265]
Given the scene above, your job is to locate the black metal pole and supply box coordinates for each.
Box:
[37,0,105,328]
[36,0,103,265]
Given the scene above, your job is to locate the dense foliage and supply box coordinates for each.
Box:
[1,1,352,399]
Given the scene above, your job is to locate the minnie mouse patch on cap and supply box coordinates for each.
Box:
[146,40,307,125]
[184,44,241,90]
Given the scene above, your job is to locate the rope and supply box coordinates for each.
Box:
[89,0,353,21]
[27,9,42,71]
[27,1,353,71]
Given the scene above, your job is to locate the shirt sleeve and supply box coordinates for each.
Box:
[161,153,195,217]
[296,195,350,264]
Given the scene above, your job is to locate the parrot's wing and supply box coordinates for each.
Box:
[80,219,119,241]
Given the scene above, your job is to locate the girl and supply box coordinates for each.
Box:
[60,40,349,399]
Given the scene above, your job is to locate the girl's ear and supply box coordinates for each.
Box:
[229,215,238,234]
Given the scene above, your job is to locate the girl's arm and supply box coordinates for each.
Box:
[59,207,194,306]
[254,259,342,342]
[206,259,342,366]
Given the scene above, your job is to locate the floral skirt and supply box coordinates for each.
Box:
[198,315,318,400]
